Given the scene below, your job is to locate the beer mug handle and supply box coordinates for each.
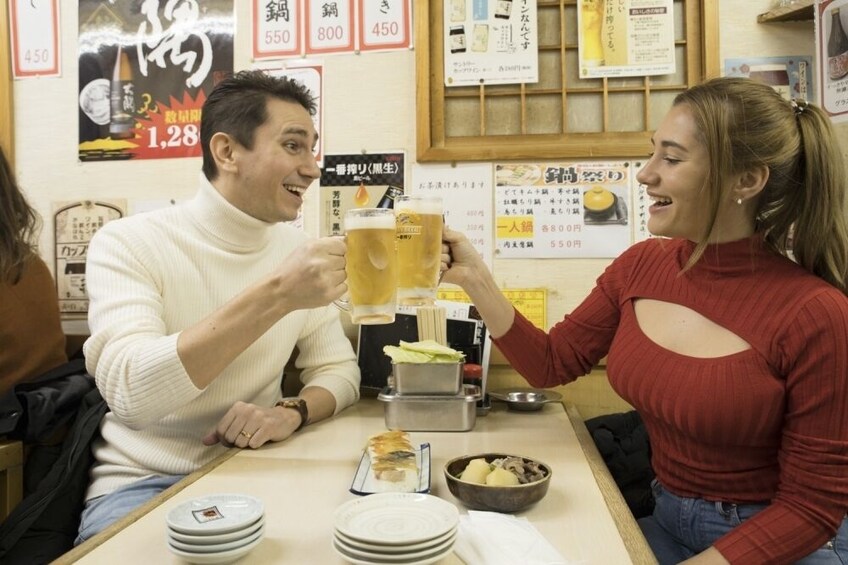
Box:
[333,233,352,313]
[333,294,352,313]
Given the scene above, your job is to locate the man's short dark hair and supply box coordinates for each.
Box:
[200,70,316,180]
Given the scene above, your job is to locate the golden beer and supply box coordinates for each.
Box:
[395,195,443,306]
[340,209,398,324]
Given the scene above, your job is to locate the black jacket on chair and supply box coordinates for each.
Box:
[585,410,655,519]
[0,359,107,564]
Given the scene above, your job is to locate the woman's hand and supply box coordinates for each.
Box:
[440,227,487,288]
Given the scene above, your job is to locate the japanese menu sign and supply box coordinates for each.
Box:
[444,0,539,86]
[495,161,634,258]
[54,199,126,315]
[577,0,675,79]
[78,0,234,162]
[252,0,412,59]
[319,152,405,236]
[412,162,494,271]
[9,0,60,78]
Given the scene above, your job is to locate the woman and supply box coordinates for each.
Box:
[0,146,67,396]
[441,77,848,564]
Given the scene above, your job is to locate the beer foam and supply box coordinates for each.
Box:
[344,212,396,231]
[395,198,443,215]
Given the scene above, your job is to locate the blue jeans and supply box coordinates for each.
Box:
[638,479,848,564]
[74,474,184,546]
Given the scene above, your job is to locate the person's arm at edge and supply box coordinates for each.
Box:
[441,226,515,338]
[178,237,347,390]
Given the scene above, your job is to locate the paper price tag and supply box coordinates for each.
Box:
[253,0,301,58]
[9,0,60,77]
[358,0,411,52]
[305,0,354,55]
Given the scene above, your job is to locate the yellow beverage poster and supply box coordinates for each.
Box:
[577,0,675,79]
[438,288,546,329]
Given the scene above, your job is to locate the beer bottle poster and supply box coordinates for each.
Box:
[53,199,126,315]
[319,152,405,236]
[78,0,234,161]
[818,0,848,122]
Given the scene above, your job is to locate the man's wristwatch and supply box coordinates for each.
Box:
[275,397,309,431]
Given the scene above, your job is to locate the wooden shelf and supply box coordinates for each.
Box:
[757,0,814,23]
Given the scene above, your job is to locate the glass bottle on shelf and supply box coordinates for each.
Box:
[828,8,848,81]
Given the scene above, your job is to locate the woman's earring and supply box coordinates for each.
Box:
[736,197,743,205]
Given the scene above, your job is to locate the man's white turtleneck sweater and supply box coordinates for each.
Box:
[82,175,360,501]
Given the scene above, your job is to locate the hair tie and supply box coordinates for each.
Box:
[790,98,808,116]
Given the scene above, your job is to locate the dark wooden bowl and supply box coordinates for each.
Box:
[444,453,552,513]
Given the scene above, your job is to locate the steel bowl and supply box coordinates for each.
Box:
[487,388,563,412]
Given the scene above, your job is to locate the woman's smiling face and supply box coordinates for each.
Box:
[636,103,712,242]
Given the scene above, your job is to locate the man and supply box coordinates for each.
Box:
[76,70,360,543]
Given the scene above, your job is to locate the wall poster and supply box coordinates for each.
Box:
[54,199,126,316]
[818,0,848,122]
[725,56,813,102]
[577,0,675,79]
[319,152,405,236]
[78,0,234,162]
[443,0,539,86]
[495,161,634,258]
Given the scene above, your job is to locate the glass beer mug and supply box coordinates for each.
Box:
[394,195,444,306]
[335,208,398,324]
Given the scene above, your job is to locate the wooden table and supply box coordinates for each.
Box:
[59,400,657,564]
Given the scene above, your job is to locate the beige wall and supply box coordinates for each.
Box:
[9,1,831,417]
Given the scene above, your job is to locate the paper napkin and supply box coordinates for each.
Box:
[453,510,571,565]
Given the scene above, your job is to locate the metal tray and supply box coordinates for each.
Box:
[378,384,481,432]
[390,362,463,395]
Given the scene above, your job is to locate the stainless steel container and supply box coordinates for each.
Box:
[378,385,481,432]
[389,362,463,395]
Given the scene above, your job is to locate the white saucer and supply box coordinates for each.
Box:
[334,493,459,545]
[169,523,265,553]
[334,530,457,560]
[167,532,263,564]
[168,516,264,545]
[332,537,454,565]
[334,525,456,553]
[166,493,264,536]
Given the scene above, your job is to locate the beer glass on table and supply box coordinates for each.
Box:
[335,208,398,324]
[394,195,443,306]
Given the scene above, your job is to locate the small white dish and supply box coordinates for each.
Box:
[166,493,264,536]
[168,523,265,553]
[334,530,457,560]
[349,443,431,495]
[332,537,454,565]
[167,533,263,564]
[168,516,264,545]
[334,493,459,545]
[334,525,456,553]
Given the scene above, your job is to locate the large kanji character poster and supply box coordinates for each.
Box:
[78,0,234,161]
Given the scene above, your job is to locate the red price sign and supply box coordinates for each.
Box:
[305,0,355,55]
[253,0,301,59]
[358,0,411,52]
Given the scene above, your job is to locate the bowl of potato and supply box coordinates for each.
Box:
[443,453,552,513]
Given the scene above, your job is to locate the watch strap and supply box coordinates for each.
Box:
[275,397,309,431]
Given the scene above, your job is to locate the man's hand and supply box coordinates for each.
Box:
[275,237,348,311]
[440,227,487,288]
[202,400,301,449]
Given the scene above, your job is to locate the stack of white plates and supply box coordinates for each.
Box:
[165,493,265,564]
[333,493,459,565]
